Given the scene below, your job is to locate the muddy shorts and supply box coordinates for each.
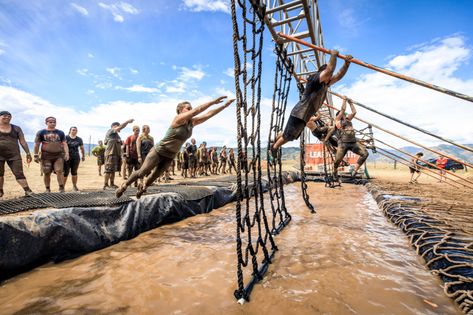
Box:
[188,156,197,169]
[409,165,420,174]
[283,115,306,142]
[64,157,80,177]
[104,154,121,173]
[334,142,369,167]
[0,159,26,180]
[42,157,64,175]
[97,157,105,166]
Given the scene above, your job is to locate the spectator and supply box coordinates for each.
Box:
[34,116,69,192]
[125,125,141,182]
[103,119,134,189]
[63,126,85,191]
[92,140,106,176]
[218,145,227,174]
[0,111,33,197]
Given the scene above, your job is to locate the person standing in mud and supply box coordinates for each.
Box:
[325,97,368,180]
[34,116,69,192]
[228,148,236,174]
[218,145,227,174]
[409,152,424,184]
[116,96,234,198]
[270,50,353,155]
[63,126,85,191]
[103,119,134,190]
[187,138,198,178]
[125,125,141,180]
[181,143,189,178]
[0,111,34,197]
[211,147,219,175]
[92,140,106,176]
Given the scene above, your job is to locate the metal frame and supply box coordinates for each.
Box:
[259,0,332,130]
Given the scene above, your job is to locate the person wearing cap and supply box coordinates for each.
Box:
[0,111,33,197]
[270,50,353,157]
[116,96,234,198]
[103,119,134,189]
[34,116,69,192]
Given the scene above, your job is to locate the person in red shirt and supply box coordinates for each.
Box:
[125,126,141,180]
[436,155,448,182]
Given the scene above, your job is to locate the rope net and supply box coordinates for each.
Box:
[231,0,279,302]
[267,44,292,234]
[370,187,473,314]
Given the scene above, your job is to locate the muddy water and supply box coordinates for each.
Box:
[0,183,459,314]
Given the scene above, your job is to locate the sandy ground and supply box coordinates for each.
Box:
[2,158,471,235]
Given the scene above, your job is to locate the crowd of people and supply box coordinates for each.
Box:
[0,96,235,198]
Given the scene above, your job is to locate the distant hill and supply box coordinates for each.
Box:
[25,141,473,164]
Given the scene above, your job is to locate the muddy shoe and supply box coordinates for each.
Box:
[73,185,80,192]
[24,188,34,196]
[45,188,51,193]
[103,184,109,190]
[110,184,119,189]
[115,183,127,198]
[136,183,147,199]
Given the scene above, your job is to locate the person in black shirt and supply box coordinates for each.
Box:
[34,116,69,192]
[187,138,198,178]
[271,50,353,156]
[64,126,85,191]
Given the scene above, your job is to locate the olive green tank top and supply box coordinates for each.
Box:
[155,121,193,158]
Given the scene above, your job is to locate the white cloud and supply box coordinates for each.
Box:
[336,35,473,148]
[180,66,205,81]
[88,53,94,58]
[181,0,230,13]
[0,86,237,146]
[99,2,139,22]
[70,3,89,16]
[116,84,159,93]
[160,65,207,94]
[76,68,89,76]
[106,67,121,79]
[223,67,234,77]
[129,68,138,75]
[95,82,113,89]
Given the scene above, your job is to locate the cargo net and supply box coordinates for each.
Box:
[267,45,292,234]
[371,190,473,314]
[0,191,132,215]
[231,0,292,302]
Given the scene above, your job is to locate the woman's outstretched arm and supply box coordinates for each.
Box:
[192,99,235,126]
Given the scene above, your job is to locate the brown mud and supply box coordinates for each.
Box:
[0,183,460,314]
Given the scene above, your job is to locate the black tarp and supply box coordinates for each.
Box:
[0,172,298,281]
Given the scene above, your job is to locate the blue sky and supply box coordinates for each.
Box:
[0,0,472,147]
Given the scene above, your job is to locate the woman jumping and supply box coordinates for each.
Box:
[116,96,234,198]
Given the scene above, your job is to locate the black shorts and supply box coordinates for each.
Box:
[283,115,306,142]
[409,166,420,174]
[64,157,81,176]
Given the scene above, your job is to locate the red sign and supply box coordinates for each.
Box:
[304,144,361,171]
